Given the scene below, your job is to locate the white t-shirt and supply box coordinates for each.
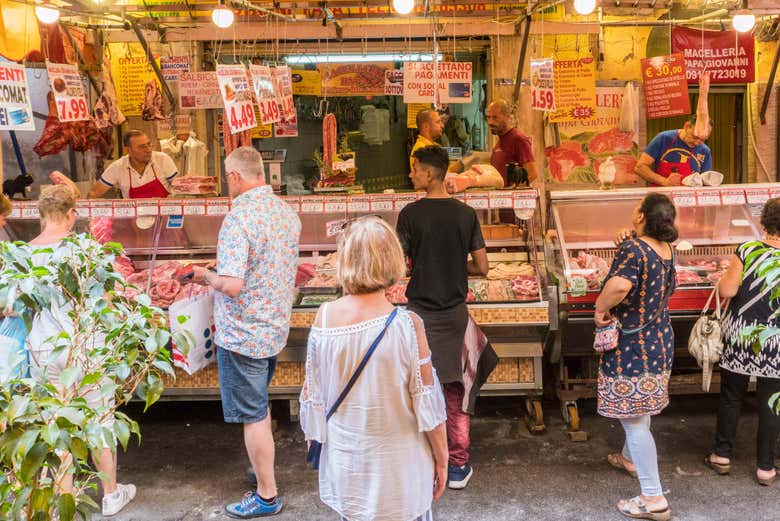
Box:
[99,151,178,198]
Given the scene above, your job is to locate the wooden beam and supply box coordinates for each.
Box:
[104,19,599,42]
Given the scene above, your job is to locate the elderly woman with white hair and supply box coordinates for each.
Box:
[300,216,448,521]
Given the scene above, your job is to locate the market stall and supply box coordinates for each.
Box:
[3,188,555,426]
[546,183,780,436]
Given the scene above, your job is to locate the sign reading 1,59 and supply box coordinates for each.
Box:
[58,98,88,121]
[229,102,256,131]
[531,89,554,110]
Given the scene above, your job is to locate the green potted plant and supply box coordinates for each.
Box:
[0,236,191,520]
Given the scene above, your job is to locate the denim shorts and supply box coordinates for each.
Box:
[217,346,277,424]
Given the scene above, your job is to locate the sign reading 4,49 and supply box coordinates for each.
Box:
[229,103,256,132]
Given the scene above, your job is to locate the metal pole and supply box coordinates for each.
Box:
[128,18,176,114]
[512,14,532,105]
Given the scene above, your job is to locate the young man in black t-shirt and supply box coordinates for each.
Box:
[396,145,488,490]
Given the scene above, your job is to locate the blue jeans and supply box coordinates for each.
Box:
[621,415,663,496]
[217,346,277,424]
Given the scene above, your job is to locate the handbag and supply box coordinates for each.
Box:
[688,286,724,392]
[593,244,675,354]
[306,308,398,470]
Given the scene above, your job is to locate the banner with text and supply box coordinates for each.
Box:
[248,65,281,125]
[402,62,472,104]
[216,65,257,134]
[160,56,190,82]
[545,86,643,186]
[291,70,322,96]
[641,53,690,120]
[549,56,597,123]
[530,58,555,112]
[179,72,222,109]
[109,44,159,117]
[318,63,391,97]
[46,61,89,122]
[671,26,755,84]
[0,63,34,131]
[385,69,403,96]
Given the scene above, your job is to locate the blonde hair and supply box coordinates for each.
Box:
[337,216,406,295]
[0,193,11,217]
[38,185,76,225]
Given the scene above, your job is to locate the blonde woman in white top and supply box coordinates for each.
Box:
[300,216,448,521]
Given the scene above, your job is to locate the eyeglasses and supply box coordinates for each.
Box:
[339,214,384,232]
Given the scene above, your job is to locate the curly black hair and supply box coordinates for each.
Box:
[640,193,678,243]
[761,197,780,236]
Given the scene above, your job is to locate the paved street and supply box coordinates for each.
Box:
[97,395,778,521]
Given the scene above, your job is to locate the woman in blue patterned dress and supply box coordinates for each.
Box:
[595,193,677,521]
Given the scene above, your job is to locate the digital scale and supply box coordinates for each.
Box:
[259,149,287,190]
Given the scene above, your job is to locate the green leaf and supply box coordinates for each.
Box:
[69,436,88,461]
[144,376,165,412]
[58,493,76,521]
[56,407,86,428]
[113,420,130,451]
[176,314,189,325]
[41,423,60,447]
[21,442,49,482]
[144,334,159,354]
[14,428,40,462]
[59,367,81,389]
[152,359,176,378]
[7,395,31,422]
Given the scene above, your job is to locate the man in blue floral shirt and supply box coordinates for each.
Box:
[193,146,301,518]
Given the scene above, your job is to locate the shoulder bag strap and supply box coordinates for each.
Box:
[325,308,399,421]
[622,243,675,335]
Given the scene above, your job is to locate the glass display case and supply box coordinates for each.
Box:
[545,184,780,435]
[4,189,555,422]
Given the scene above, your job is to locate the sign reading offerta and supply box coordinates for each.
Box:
[671,26,755,84]
[216,64,257,134]
[46,61,89,122]
[0,62,34,131]
[403,62,472,104]
[641,53,690,120]
[549,56,597,123]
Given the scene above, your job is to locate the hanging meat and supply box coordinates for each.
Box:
[34,92,101,157]
[322,113,337,172]
[222,111,252,155]
[141,80,165,121]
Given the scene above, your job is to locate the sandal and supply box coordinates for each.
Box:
[704,455,730,476]
[608,453,638,478]
[756,468,777,486]
[618,496,671,520]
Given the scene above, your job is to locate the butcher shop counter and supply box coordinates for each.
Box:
[545,184,780,437]
[3,190,556,429]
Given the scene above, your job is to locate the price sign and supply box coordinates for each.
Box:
[641,54,690,120]
[746,189,770,205]
[136,201,159,216]
[272,66,296,120]
[113,201,136,218]
[206,199,230,215]
[347,196,370,213]
[248,65,281,125]
[183,202,206,216]
[282,196,301,213]
[770,187,780,199]
[513,192,537,210]
[46,61,90,122]
[160,200,184,215]
[22,205,39,219]
[90,202,113,217]
[697,191,721,206]
[370,195,394,212]
[300,196,324,213]
[720,188,746,206]
[216,65,257,134]
[465,193,489,210]
[530,58,555,112]
[394,194,417,211]
[8,206,21,219]
[672,191,697,207]
[76,201,92,219]
[324,196,347,214]
[489,191,514,209]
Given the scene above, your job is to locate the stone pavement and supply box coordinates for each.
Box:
[97,396,778,521]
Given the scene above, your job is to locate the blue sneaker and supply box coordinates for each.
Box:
[225,492,284,518]
[447,463,473,489]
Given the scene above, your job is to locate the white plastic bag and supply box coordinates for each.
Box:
[169,290,216,375]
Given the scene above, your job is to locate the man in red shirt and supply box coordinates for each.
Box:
[486,99,537,186]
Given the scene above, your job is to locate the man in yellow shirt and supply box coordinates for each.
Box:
[409,109,444,171]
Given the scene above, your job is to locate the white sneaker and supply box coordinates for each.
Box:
[102,483,137,516]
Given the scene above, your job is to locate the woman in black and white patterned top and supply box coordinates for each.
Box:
[706,197,780,486]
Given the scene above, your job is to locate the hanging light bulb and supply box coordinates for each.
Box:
[35,3,60,24]
[392,0,414,15]
[211,5,234,28]
[573,0,596,15]
[731,10,755,33]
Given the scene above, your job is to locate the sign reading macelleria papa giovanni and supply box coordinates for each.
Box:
[671,26,754,84]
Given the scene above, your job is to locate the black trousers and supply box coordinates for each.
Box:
[714,368,780,471]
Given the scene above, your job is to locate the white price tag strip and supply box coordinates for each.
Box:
[697,192,721,206]
[160,200,184,215]
[22,206,39,219]
[347,196,370,213]
[282,196,301,212]
[465,194,489,210]
[369,196,394,212]
[90,204,113,217]
[300,197,324,213]
[394,195,417,211]
[324,197,347,213]
[746,190,769,205]
[489,192,514,209]
[720,189,746,206]
[136,203,159,216]
[672,191,697,207]
[513,193,537,209]
[183,204,206,216]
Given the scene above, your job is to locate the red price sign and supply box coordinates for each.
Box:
[258,98,280,125]
[279,95,295,119]
[530,58,555,113]
[249,65,282,125]
[46,61,90,122]
[641,53,690,120]
[229,102,256,133]
[571,106,594,119]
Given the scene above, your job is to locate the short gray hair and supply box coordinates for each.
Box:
[488,99,512,115]
[224,147,265,181]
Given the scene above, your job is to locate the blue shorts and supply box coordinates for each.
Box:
[217,346,277,424]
